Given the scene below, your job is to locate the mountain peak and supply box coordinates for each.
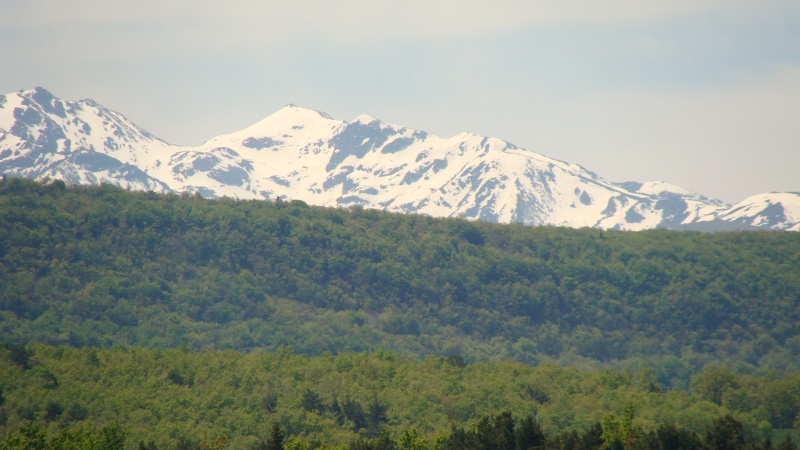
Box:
[2,86,797,232]
[352,114,380,125]
[16,86,59,108]
[27,86,53,96]
[619,180,695,196]
[232,104,341,139]
[275,104,334,120]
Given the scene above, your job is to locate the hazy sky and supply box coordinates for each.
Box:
[2,1,799,203]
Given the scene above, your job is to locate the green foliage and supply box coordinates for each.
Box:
[0,345,795,448]
[640,423,704,450]
[349,430,396,450]
[253,422,285,450]
[42,402,62,422]
[397,428,428,450]
[691,366,738,406]
[704,415,754,450]
[0,179,798,447]
[1,422,46,450]
[1,179,799,383]
[0,421,125,450]
[7,346,31,371]
[600,404,642,450]
[777,433,797,450]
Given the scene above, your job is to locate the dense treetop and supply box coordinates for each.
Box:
[0,344,798,448]
[1,179,799,448]
[1,178,799,388]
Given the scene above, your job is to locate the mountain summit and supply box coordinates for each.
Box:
[1,87,797,231]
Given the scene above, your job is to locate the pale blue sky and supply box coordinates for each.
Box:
[2,1,799,203]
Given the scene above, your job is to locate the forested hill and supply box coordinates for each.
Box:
[1,178,799,386]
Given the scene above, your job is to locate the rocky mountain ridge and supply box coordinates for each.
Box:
[1,87,798,231]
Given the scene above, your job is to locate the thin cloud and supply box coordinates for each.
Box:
[0,1,758,42]
[3,1,796,63]
[1,1,797,202]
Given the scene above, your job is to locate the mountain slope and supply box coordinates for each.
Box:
[2,178,799,377]
[708,192,800,231]
[0,87,174,192]
[1,87,797,231]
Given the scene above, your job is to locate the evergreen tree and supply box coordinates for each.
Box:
[255,422,285,450]
[704,415,751,450]
[777,434,797,450]
[515,415,545,450]
[641,423,703,450]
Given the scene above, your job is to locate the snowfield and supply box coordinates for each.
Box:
[1,87,798,231]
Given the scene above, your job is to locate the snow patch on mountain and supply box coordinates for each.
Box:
[1,87,798,231]
[699,192,800,231]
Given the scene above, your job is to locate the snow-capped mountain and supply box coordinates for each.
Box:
[680,193,800,232]
[1,87,798,231]
[0,87,173,192]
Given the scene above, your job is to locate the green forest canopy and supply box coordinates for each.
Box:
[1,178,799,390]
[1,344,798,448]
